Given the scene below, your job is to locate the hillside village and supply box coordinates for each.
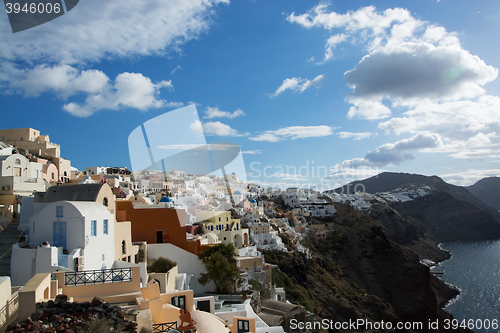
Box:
[0,128,346,333]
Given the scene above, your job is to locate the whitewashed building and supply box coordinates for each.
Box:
[11,200,115,286]
[0,153,45,196]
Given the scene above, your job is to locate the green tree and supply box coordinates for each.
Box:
[198,244,240,294]
[150,257,177,273]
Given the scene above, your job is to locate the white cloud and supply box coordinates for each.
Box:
[378,95,500,159]
[323,33,347,62]
[0,0,228,65]
[271,74,324,97]
[249,125,333,142]
[346,101,392,119]
[203,107,245,119]
[440,169,500,186]
[202,121,248,137]
[337,131,374,140]
[289,3,500,169]
[288,4,498,119]
[344,43,497,106]
[9,65,109,98]
[0,0,228,116]
[171,65,182,74]
[242,150,262,155]
[335,132,442,168]
[322,166,384,189]
[61,72,177,117]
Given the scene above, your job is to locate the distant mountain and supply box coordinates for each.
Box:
[467,177,500,210]
[325,172,500,222]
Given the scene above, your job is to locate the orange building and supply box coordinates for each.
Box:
[115,201,201,255]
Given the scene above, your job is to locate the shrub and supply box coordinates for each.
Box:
[150,257,177,273]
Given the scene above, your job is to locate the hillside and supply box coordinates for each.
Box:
[467,177,500,210]
[327,172,499,221]
[263,204,471,333]
[323,172,500,262]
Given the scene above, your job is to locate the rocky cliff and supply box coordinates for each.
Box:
[264,203,471,332]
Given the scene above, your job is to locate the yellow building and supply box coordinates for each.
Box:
[0,128,60,159]
[197,211,240,233]
[196,211,249,249]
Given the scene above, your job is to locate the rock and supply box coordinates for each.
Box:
[90,297,105,307]
[55,294,68,303]
[49,314,62,323]
[101,302,111,310]
[80,301,91,309]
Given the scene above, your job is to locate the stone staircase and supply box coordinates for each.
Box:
[0,219,23,277]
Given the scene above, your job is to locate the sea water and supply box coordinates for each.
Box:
[437,240,500,333]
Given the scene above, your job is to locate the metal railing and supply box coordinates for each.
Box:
[152,322,178,332]
[64,267,132,286]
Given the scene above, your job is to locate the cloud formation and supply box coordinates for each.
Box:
[337,131,374,140]
[202,121,249,137]
[288,4,498,118]
[271,74,324,97]
[289,3,499,171]
[336,132,442,168]
[0,0,228,116]
[242,150,263,155]
[203,107,245,119]
[61,72,177,117]
[250,125,333,142]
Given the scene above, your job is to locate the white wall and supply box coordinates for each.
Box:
[146,243,216,295]
[30,201,115,271]
[19,196,34,231]
[10,244,36,286]
[112,260,148,288]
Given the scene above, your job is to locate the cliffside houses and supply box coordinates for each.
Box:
[5,181,285,332]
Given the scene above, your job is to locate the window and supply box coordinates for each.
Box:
[122,240,126,254]
[91,220,97,236]
[15,158,21,165]
[103,219,108,235]
[218,217,221,222]
[226,217,229,222]
[103,197,108,207]
[56,206,63,218]
[51,173,54,180]
[20,137,23,141]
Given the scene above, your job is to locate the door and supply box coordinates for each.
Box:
[171,295,186,310]
[53,222,67,249]
[237,319,250,333]
[156,230,164,243]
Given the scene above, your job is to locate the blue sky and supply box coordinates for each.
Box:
[1,0,499,190]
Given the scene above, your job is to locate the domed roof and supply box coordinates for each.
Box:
[249,198,256,203]
[160,196,172,202]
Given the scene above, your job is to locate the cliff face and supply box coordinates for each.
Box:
[389,191,500,242]
[264,204,471,332]
[369,190,500,262]
[467,177,500,210]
